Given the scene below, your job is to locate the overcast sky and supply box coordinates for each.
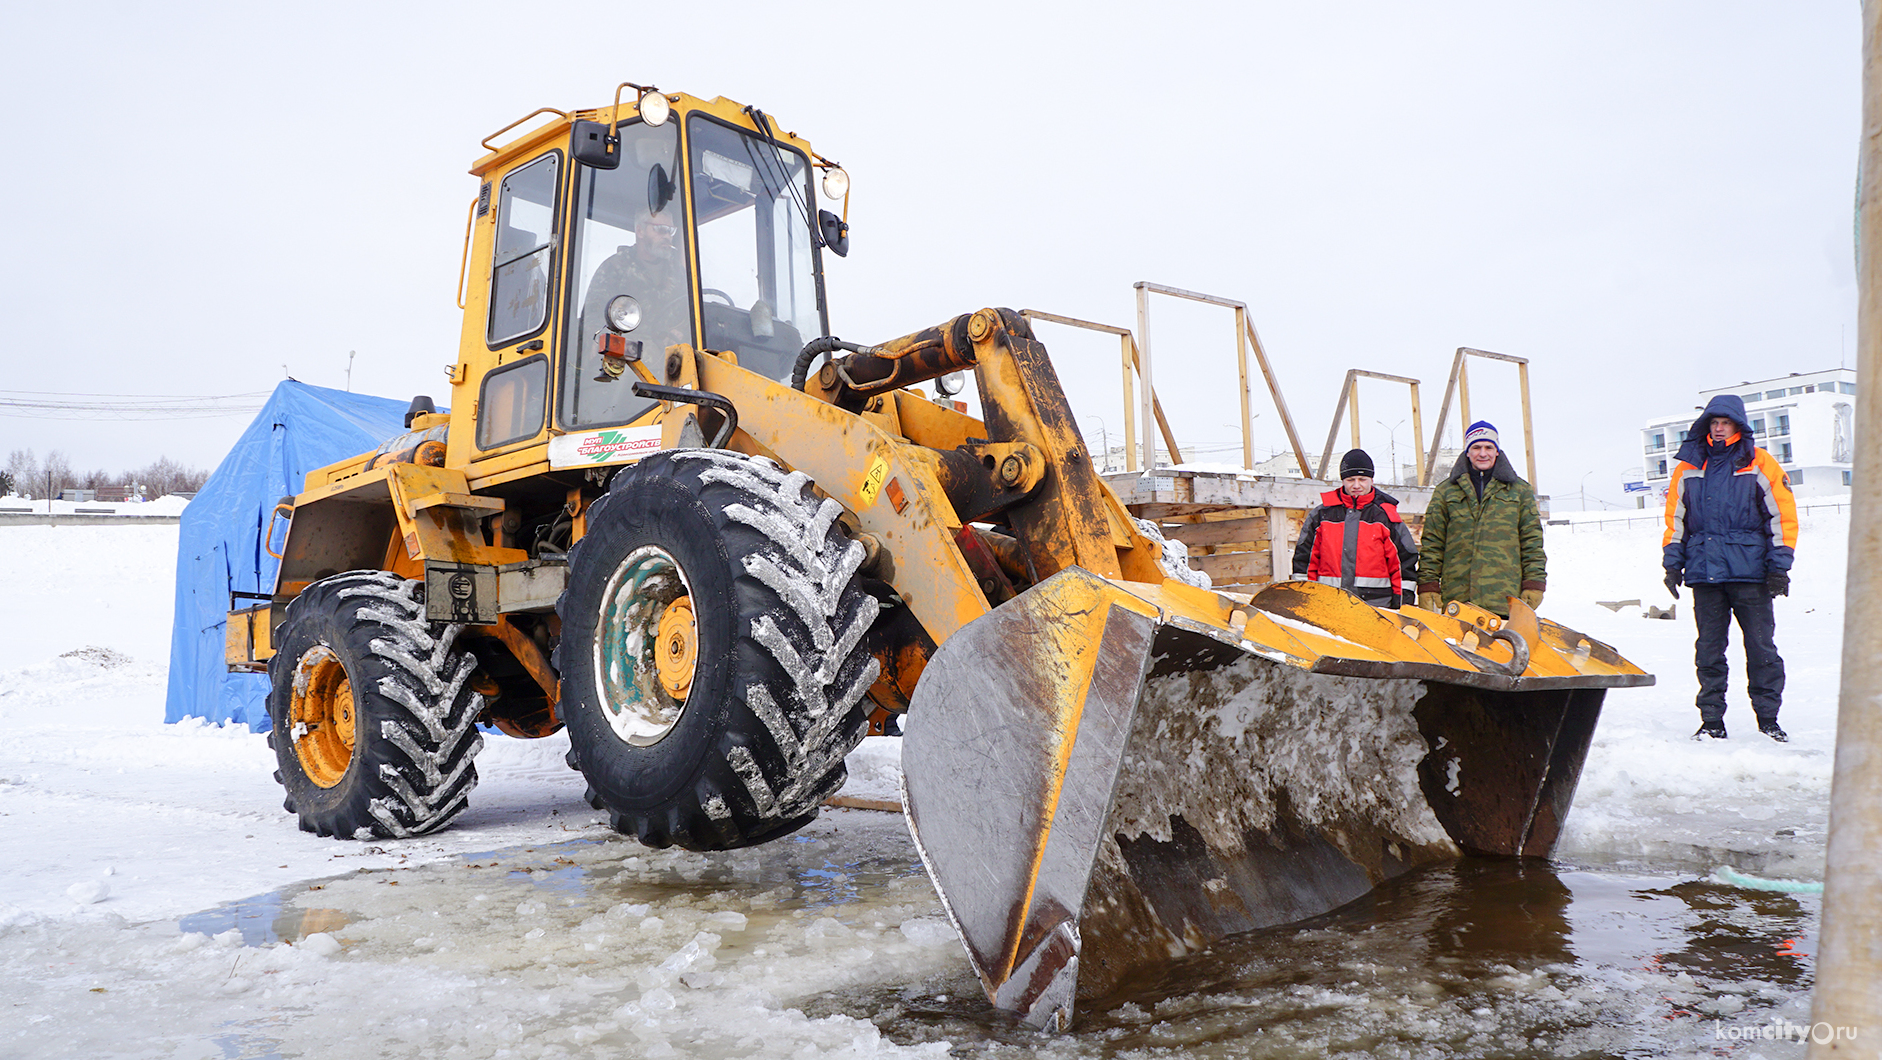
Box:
[1,2,1859,508]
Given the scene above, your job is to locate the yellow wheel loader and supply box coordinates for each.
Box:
[226,84,1652,1030]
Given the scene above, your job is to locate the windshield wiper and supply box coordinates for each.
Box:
[744,107,820,247]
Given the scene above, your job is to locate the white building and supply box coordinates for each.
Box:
[1641,369,1856,499]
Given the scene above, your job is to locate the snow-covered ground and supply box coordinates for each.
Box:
[0,493,192,516]
[1544,511,1842,882]
[0,515,1845,1057]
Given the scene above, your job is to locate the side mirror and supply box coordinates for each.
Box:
[648,164,676,214]
[818,209,850,257]
[571,120,620,170]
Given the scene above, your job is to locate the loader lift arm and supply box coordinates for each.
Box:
[805,307,1165,585]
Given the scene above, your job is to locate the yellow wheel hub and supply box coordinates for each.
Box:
[290,646,357,788]
[655,596,698,700]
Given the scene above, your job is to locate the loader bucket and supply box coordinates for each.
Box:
[900,570,1652,1030]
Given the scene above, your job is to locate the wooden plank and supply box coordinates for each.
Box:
[826,795,900,812]
[1105,470,1433,515]
[1270,505,1294,581]
[1162,514,1270,547]
[1131,503,1249,519]
[1194,548,1273,582]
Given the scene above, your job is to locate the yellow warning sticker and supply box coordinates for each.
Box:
[859,456,890,508]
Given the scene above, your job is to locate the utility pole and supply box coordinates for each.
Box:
[1376,419,1403,484]
[1810,2,1882,1052]
[347,350,356,392]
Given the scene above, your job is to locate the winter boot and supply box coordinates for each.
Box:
[1758,719,1789,743]
[1692,722,1728,741]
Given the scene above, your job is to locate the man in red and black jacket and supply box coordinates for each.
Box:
[1292,449,1420,609]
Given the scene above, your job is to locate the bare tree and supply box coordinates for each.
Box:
[0,450,209,499]
[5,448,38,498]
[129,456,209,497]
[42,450,73,498]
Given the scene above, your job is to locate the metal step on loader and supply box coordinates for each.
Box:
[224,84,1653,1030]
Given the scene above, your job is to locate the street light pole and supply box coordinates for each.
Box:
[1376,420,1404,484]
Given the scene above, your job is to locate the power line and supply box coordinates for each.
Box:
[0,389,270,420]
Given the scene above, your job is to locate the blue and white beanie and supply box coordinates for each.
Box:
[1463,420,1500,451]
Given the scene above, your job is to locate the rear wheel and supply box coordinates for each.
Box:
[556,449,881,850]
[266,570,484,839]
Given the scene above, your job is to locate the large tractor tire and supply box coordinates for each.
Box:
[266,570,484,839]
[556,449,881,850]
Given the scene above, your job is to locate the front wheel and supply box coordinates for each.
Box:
[266,571,484,839]
[555,449,881,850]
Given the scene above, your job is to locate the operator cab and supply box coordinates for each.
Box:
[459,90,844,467]
[562,108,826,427]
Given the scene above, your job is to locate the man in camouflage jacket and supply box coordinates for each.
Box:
[1415,420,1546,618]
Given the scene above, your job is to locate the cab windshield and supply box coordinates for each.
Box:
[687,114,824,382]
[561,120,690,429]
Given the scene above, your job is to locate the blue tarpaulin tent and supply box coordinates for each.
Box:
[165,381,413,730]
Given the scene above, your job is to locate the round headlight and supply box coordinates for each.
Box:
[821,166,849,200]
[605,295,642,333]
[935,370,965,397]
[640,91,670,127]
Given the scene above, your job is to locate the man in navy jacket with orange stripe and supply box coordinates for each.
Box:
[1293,449,1419,608]
[1663,394,1799,742]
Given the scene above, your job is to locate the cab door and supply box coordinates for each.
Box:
[469,150,562,465]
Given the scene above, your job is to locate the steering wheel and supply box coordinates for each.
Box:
[701,288,735,307]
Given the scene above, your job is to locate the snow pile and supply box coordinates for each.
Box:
[0,493,192,515]
[0,525,179,670]
[1121,661,1446,852]
[841,737,908,805]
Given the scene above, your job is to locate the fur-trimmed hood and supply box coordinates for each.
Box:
[1674,393,1755,471]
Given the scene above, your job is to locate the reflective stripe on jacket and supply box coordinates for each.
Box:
[1291,487,1418,606]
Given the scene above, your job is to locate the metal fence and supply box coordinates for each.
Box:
[1547,500,1852,532]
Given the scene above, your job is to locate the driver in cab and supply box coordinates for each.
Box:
[581,207,688,374]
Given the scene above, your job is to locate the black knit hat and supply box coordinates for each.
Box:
[1339,448,1375,479]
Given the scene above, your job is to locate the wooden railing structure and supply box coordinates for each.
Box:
[1316,370,1428,485]
[1423,346,1537,490]
[1024,284,1535,593]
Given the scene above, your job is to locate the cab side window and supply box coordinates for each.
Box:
[477,354,548,450]
[488,154,560,345]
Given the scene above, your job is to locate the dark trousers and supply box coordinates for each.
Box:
[1691,582,1784,724]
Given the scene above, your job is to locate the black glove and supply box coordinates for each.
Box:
[1765,569,1790,598]
[1664,568,1683,598]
